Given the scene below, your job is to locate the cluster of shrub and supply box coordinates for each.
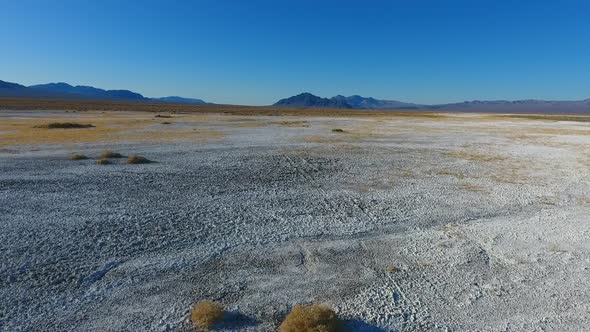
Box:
[191,300,340,332]
[70,150,151,165]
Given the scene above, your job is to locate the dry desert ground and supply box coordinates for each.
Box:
[1,108,590,331]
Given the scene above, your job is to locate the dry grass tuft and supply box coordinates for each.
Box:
[505,114,590,123]
[99,150,124,159]
[279,304,340,332]
[386,265,399,273]
[457,183,485,192]
[161,121,172,124]
[278,121,309,127]
[444,150,505,162]
[436,170,465,179]
[331,128,345,133]
[127,155,151,164]
[35,122,95,129]
[96,158,111,165]
[69,154,88,160]
[190,300,224,330]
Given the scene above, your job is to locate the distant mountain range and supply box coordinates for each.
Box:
[274,93,353,109]
[2,79,590,113]
[274,92,590,114]
[0,80,207,105]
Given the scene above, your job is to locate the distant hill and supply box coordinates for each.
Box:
[274,92,590,114]
[331,95,422,109]
[0,80,26,90]
[0,80,209,105]
[275,93,421,109]
[155,96,207,104]
[4,79,590,114]
[30,82,147,101]
[274,92,353,109]
[428,99,590,113]
[0,80,84,99]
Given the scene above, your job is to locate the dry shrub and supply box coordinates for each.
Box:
[279,304,340,332]
[279,121,309,127]
[35,123,95,129]
[69,154,88,160]
[386,265,399,273]
[96,158,111,165]
[331,128,345,133]
[127,155,151,164]
[161,121,172,124]
[99,150,123,158]
[190,300,224,330]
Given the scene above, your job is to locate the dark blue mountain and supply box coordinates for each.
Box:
[0,80,84,99]
[23,81,209,104]
[331,95,421,109]
[0,80,26,89]
[273,92,590,113]
[274,92,353,109]
[155,96,207,104]
[30,83,147,101]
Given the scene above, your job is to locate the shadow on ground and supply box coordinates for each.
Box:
[343,319,389,332]
[216,311,258,330]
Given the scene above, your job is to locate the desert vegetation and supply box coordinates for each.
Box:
[190,300,224,330]
[34,122,94,129]
[279,304,340,332]
[96,158,111,165]
[99,151,124,159]
[127,155,151,164]
[69,154,88,160]
[331,128,345,133]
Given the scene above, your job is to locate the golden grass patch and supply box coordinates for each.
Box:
[457,183,485,192]
[436,170,465,179]
[126,155,151,164]
[69,154,88,160]
[96,158,111,165]
[0,113,225,147]
[444,150,506,162]
[505,114,590,123]
[100,151,124,158]
[277,120,309,127]
[279,304,340,332]
[190,300,224,330]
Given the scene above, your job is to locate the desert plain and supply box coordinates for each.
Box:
[1,105,590,331]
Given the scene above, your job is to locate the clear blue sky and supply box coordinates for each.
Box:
[1,0,589,105]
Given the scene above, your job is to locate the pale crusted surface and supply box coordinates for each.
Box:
[1,111,590,331]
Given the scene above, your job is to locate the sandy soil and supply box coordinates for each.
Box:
[1,110,590,331]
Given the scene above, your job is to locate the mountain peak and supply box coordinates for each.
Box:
[274,92,352,109]
[0,80,26,89]
[1,79,209,105]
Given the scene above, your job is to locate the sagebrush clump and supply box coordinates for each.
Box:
[127,155,151,164]
[96,158,111,165]
[190,300,224,330]
[99,150,123,158]
[69,154,88,160]
[35,123,94,129]
[279,304,340,332]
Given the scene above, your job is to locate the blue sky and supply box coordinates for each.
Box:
[1,0,589,105]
